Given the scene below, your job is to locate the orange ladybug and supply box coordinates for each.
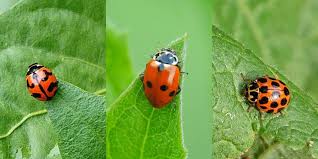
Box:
[244,75,291,113]
[26,63,58,101]
[141,48,181,108]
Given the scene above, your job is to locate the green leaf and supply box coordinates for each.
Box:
[0,0,106,92]
[0,0,105,158]
[213,0,318,101]
[106,35,187,159]
[46,81,105,159]
[0,46,105,158]
[0,47,61,159]
[212,26,318,159]
[106,22,133,103]
[3,0,105,25]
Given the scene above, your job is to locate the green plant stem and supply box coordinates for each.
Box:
[0,109,48,139]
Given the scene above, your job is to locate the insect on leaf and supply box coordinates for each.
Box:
[212,25,318,159]
[106,35,187,159]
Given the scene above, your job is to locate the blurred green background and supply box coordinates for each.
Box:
[107,0,212,158]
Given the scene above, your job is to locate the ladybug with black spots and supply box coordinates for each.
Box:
[26,63,58,101]
[244,75,291,114]
[141,48,181,108]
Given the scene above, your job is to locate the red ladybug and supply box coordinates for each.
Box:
[26,63,58,101]
[141,48,181,108]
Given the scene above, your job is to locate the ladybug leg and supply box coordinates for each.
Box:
[259,112,265,120]
[247,105,254,112]
[139,74,144,82]
[278,110,285,116]
[176,65,181,70]
[176,86,181,95]
[181,71,188,75]
[240,73,250,82]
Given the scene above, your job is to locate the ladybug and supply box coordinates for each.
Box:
[141,48,181,108]
[244,75,291,113]
[26,63,58,101]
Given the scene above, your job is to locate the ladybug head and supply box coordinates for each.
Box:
[153,48,178,65]
[26,63,44,75]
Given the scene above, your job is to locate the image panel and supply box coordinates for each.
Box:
[0,0,106,158]
[107,0,212,159]
[212,1,318,158]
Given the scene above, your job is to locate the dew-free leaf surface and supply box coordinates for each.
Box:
[212,26,318,159]
[47,81,105,159]
[213,0,318,101]
[106,36,187,159]
[0,0,105,158]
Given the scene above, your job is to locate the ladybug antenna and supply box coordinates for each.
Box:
[161,48,176,53]
[160,48,167,51]
[240,73,250,82]
[181,71,189,75]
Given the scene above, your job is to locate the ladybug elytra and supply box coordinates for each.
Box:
[26,63,58,101]
[141,48,181,108]
[244,75,291,113]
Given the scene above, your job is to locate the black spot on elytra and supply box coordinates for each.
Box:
[146,81,152,88]
[249,82,258,90]
[260,106,267,109]
[259,96,269,104]
[45,70,53,76]
[160,85,168,91]
[270,102,278,108]
[169,90,175,97]
[258,78,267,83]
[42,76,49,81]
[271,81,280,87]
[38,84,49,99]
[27,80,35,88]
[259,86,268,93]
[31,93,41,98]
[48,82,58,92]
[279,80,286,86]
[42,70,53,81]
[281,98,287,106]
[284,87,290,96]
[249,91,258,102]
[266,109,274,113]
